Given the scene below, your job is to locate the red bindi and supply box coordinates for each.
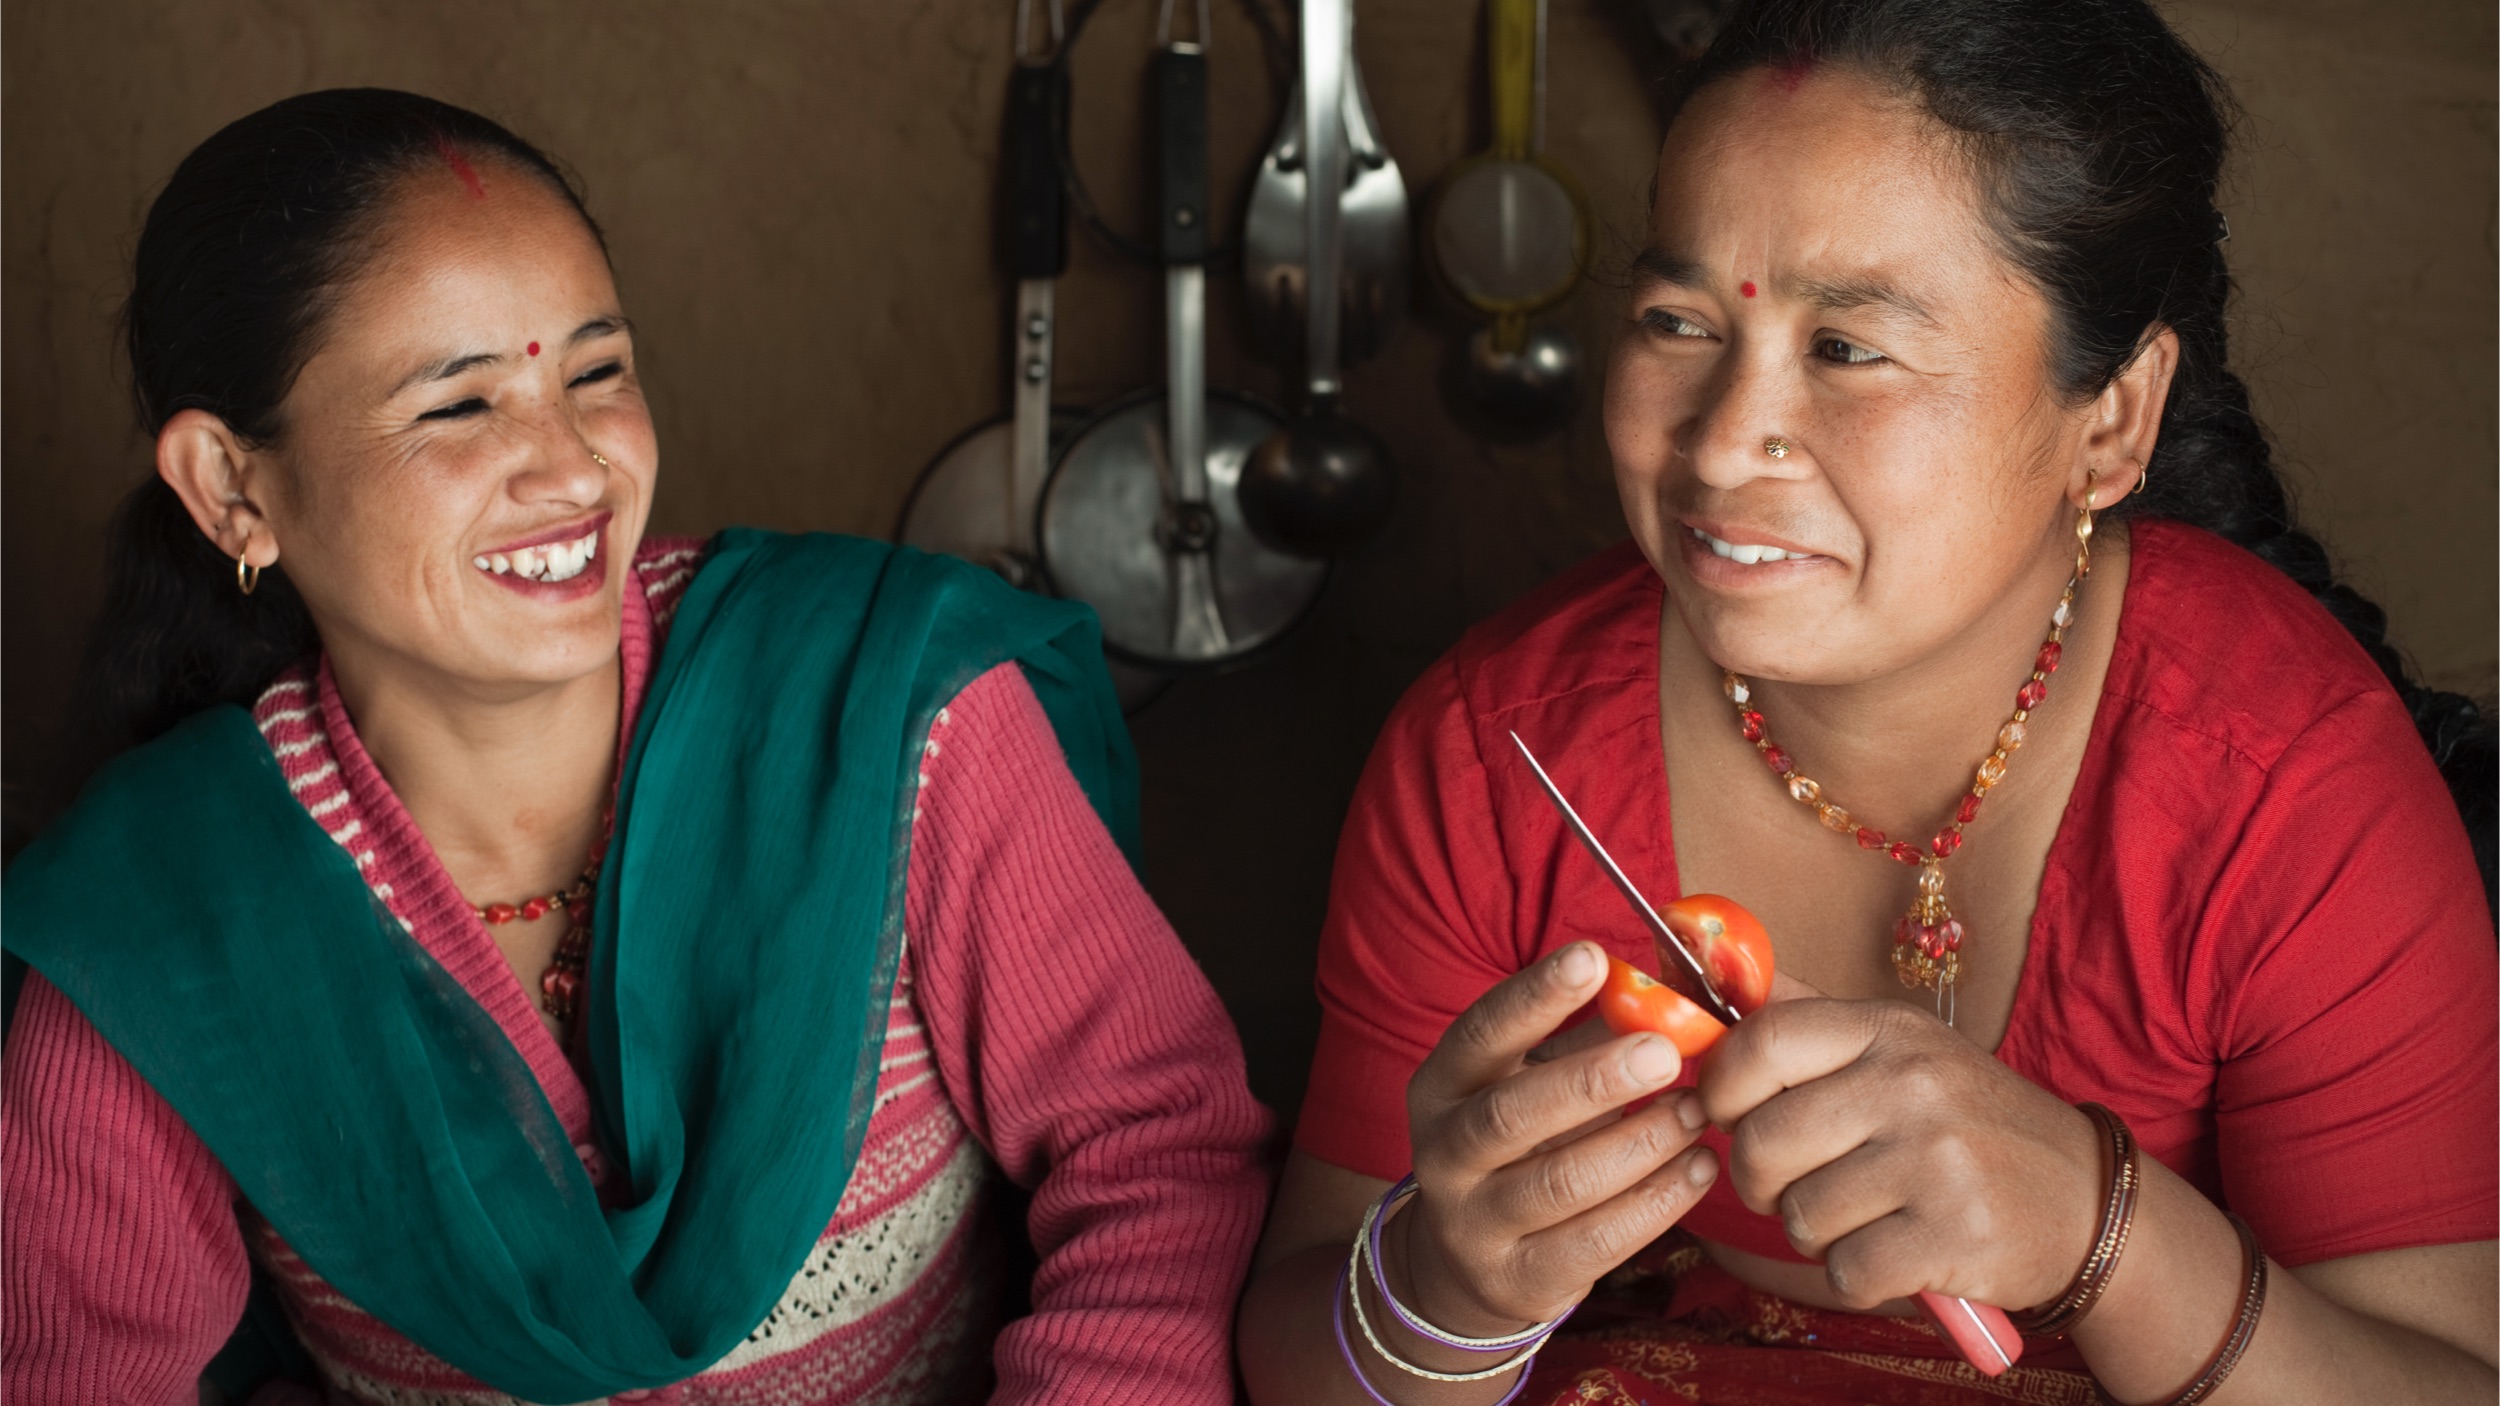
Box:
[1741,281,1758,298]
[527,342,541,357]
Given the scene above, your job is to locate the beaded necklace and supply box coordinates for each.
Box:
[1720,496,2096,1027]
[471,806,613,1026]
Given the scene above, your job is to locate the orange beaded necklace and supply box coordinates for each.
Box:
[1721,491,2098,1026]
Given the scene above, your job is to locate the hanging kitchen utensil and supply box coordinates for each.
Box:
[1044,0,1288,269]
[1242,0,1410,367]
[1452,318,1578,441]
[897,0,1075,589]
[1039,0,1328,669]
[1239,0,1396,560]
[1429,0,1590,439]
[900,0,1171,714]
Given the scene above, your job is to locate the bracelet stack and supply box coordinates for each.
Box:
[2021,1103,2270,1406]
[1333,1175,1574,1405]
[1326,1110,2273,1405]
[2013,1102,2141,1338]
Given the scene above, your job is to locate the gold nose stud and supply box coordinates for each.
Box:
[1763,436,1792,459]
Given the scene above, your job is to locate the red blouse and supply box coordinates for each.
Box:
[1296,520,2496,1268]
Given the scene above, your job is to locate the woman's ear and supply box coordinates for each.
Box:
[2073,324,2180,509]
[157,409,279,570]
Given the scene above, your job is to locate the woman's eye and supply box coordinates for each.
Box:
[1642,309,1712,340]
[569,360,623,388]
[416,397,488,422]
[1815,337,1886,366]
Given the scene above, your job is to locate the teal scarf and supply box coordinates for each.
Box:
[3,530,1137,1397]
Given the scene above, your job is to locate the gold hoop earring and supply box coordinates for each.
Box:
[236,551,261,596]
[1763,436,1791,460]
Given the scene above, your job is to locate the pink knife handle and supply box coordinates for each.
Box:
[1913,1291,2023,1376]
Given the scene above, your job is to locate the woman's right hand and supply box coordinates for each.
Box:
[1387,940,1720,1338]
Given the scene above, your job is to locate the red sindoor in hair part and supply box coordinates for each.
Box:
[430,134,488,200]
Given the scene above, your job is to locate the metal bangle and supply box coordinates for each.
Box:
[1365,1175,1566,1352]
[2013,1102,2140,1337]
[1345,1223,1552,1383]
[2146,1213,2268,1406]
[1332,1247,1538,1406]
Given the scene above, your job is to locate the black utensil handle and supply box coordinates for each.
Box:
[1005,61,1068,279]
[1153,46,1210,266]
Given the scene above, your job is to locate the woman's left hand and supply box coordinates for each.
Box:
[1697,985,2104,1313]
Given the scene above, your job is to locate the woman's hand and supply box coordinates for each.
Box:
[1389,940,1720,1338]
[1698,992,2102,1313]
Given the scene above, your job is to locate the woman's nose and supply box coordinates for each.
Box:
[1677,348,1811,489]
[508,421,610,506]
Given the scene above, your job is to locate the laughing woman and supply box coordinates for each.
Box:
[1240,1,2497,1403]
[3,91,1271,1404]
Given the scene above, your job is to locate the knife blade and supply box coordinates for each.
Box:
[1508,732,1743,1027]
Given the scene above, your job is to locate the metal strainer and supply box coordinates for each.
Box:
[1425,0,1590,346]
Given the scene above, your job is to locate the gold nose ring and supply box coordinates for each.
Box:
[1763,436,1792,459]
[589,450,612,468]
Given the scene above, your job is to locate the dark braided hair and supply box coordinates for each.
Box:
[1672,0,2496,906]
[75,89,602,764]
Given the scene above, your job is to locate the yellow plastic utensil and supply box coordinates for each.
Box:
[1426,0,1592,353]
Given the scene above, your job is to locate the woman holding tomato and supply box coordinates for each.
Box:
[1236,1,2498,1402]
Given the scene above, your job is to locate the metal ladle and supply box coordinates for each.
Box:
[1239,0,1395,560]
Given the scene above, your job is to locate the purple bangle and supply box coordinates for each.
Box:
[1368,1174,1567,1353]
[1335,1253,1537,1406]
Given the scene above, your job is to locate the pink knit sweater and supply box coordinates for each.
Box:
[3,537,1276,1405]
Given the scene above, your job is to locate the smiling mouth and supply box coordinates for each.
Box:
[473,527,599,583]
[1689,525,1815,564]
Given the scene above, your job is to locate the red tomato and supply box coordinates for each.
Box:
[1595,955,1728,1057]
[1658,893,1774,1016]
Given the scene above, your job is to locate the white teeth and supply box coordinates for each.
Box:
[476,529,599,582]
[544,538,587,582]
[1693,526,1803,565]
